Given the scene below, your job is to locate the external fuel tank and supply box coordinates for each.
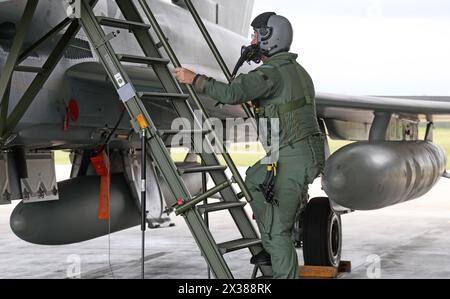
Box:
[322,141,447,211]
[10,174,140,245]
[10,167,204,245]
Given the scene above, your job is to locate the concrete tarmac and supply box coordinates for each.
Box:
[0,165,449,279]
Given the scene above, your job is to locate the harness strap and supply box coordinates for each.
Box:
[294,63,313,105]
[278,98,307,114]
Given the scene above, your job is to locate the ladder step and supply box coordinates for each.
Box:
[97,16,151,30]
[14,66,43,73]
[179,165,227,175]
[175,180,232,216]
[197,202,247,214]
[160,129,211,136]
[236,192,245,199]
[218,238,262,254]
[117,54,170,65]
[138,92,189,102]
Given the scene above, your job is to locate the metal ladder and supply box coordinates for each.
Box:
[76,0,269,279]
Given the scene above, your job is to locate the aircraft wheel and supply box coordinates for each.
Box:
[302,197,342,267]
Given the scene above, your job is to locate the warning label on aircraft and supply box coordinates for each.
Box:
[114,73,126,88]
[117,83,136,103]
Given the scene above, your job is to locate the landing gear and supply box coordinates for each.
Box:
[302,197,342,267]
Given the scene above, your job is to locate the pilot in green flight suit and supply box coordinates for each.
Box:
[175,12,325,279]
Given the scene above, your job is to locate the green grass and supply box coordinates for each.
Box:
[54,151,71,165]
[54,128,450,168]
[328,139,353,155]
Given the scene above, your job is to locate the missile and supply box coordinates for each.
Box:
[10,174,140,245]
[322,141,447,211]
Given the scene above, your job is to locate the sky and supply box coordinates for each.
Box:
[251,0,450,96]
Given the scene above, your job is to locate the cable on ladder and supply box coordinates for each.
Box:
[141,129,147,279]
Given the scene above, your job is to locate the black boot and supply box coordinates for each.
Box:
[250,249,271,266]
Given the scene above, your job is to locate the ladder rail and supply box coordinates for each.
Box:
[4,20,84,138]
[116,1,262,246]
[18,17,73,64]
[78,0,192,206]
[1,0,99,141]
[0,0,39,136]
[183,208,234,278]
[79,0,236,279]
[0,0,269,279]
[128,0,271,277]
[183,0,255,119]
[136,0,254,206]
[128,1,266,265]
[184,0,233,81]
[182,0,271,149]
[77,0,271,278]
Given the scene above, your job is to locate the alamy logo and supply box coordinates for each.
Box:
[170,111,280,164]
[67,254,81,279]
[366,254,381,279]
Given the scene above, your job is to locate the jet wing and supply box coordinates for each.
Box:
[316,93,450,115]
[66,62,247,120]
[315,93,450,141]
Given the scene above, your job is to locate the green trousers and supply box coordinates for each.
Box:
[245,134,325,279]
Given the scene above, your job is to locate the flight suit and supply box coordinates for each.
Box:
[194,52,325,279]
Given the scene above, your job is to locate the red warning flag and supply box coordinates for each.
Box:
[91,151,111,220]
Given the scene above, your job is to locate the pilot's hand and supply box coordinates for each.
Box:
[175,67,196,85]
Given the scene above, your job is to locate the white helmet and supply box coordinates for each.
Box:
[251,12,293,57]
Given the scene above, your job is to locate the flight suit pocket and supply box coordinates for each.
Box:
[261,202,274,237]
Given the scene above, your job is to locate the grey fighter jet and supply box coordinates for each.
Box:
[0,0,449,271]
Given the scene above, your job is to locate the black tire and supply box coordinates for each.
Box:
[302,197,342,267]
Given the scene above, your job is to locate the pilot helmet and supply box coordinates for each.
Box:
[251,12,293,57]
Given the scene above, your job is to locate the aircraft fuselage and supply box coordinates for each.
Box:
[0,0,250,150]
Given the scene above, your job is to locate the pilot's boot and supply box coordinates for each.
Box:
[250,249,272,266]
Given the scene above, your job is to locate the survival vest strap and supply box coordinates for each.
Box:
[277,98,307,114]
[252,60,313,116]
[250,58,315,146]
[295,63,313,105]
[256,98,306,117]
